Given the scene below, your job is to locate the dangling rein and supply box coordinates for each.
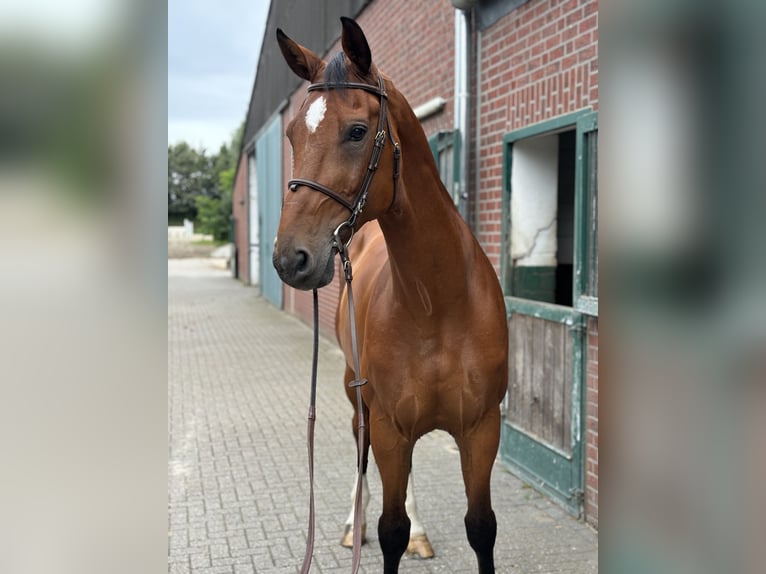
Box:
[301,238,366,574]
[294,75,400,574]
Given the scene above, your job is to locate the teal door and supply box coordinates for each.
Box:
[256,115,283,308]
[500,112,598,515]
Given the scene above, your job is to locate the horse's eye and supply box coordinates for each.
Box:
[348,125,367,142]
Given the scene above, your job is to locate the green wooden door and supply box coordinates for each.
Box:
[501,300,585,514]
[499,111,598,515]
[428,130,466,219]
[256,115,283,309]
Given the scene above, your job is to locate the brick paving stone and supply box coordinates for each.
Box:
[168,259,598,573]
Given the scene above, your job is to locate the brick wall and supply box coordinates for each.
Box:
[585,316,599,527]
[232,152,250,284]
[476,0,598,270]
[476,0,598,527]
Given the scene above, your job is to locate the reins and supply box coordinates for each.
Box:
[301,249,366,574]
[297,74,400,574]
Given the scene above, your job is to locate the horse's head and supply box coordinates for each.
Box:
[273,18,399,290]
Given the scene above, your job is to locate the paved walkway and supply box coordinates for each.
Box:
[168,259,598,574]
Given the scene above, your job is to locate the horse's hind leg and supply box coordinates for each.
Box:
[404,468,434,559]
[341,367,371,547]
[458,407,502,574]
[340,445,370,546]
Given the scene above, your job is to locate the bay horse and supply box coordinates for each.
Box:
[273,18,508,574]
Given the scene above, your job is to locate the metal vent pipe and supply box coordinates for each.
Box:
[452,1,475,221]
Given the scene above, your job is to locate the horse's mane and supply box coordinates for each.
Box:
[324,51,348,84]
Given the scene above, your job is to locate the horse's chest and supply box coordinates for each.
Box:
[364,331,477,431]
[368,328,453,378]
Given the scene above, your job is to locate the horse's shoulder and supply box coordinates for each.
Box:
[350,221,384,257]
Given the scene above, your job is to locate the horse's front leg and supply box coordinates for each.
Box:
[457,406,502,574]
[371,418,412,574]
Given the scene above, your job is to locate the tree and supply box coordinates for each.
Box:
[192,122,243,240]
[194,194,230,241]
[167,142,217,224]
[168,122,244,236]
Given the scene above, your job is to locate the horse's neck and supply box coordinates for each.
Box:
[377,93,475,318]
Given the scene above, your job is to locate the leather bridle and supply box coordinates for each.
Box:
[287,74,401,250]
[295,75,401,574]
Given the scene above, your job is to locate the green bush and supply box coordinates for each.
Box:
[194,192,231,242]
[169,122,243,240]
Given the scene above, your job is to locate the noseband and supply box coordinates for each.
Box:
[287,74,401,249]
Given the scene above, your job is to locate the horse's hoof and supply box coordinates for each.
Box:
[340,523,367,548]
[406,534,435,559]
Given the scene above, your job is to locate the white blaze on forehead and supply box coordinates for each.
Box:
[305,96,326,133]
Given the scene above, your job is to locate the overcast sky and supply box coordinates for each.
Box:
[168,0,270,152]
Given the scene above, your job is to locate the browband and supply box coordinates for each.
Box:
[307,80,387,99]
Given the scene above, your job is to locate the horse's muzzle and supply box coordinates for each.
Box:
[273,240,336,290]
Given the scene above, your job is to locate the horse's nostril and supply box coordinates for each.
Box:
[295,248,310,273]
[274,243,317,286]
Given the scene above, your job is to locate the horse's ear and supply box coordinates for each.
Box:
[340,17,372,76]
[277,28,323,82]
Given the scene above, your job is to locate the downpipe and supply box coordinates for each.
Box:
[452,1,476,221]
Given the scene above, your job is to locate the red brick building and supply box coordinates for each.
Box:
[234,0,598,527]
